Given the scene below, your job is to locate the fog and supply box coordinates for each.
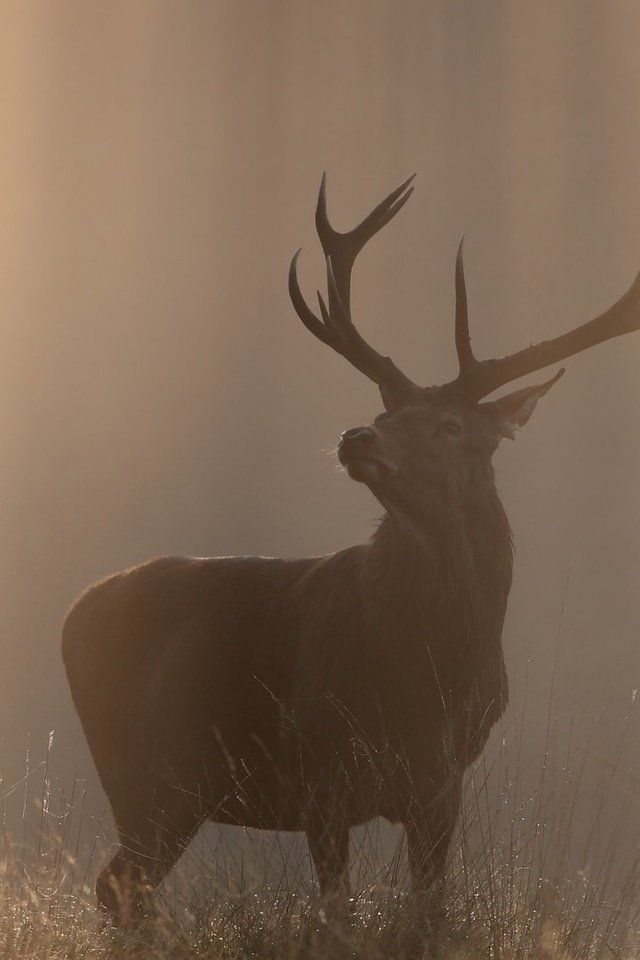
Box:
[0,1,638,881]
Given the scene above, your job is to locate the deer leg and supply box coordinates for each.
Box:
[97,786,202,927]
[306,811,350,922]
[403,778,462,956]
[96,847,156,925]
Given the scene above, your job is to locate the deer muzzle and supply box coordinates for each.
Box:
[337,426,398,483]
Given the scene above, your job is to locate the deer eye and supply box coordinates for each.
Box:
[442,419,462,438]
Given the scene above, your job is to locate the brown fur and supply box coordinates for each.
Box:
[62,390,539,925]
[64,172,630,931]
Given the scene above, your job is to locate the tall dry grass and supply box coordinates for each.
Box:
[1,712,638,959]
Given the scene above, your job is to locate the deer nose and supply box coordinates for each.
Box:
[340,426,376,443]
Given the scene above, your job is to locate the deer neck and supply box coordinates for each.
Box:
[364,484,513,636]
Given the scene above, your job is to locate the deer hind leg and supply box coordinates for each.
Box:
[97,782,203,927]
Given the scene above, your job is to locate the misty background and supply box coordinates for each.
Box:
[0,2,638,884]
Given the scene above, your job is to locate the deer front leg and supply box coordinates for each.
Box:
[306,810,350,922]
[404,777,462,956]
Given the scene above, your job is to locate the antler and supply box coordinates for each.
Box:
[289,174,419,411]
[291,175,640,407]
[451,247,640,400]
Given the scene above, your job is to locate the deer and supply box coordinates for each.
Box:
[62,175,640,936]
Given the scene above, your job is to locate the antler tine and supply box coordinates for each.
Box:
[315,172,416,315]
[288,249,332,346]
[454,237,475,377]
[452,265,640,400]
[288,175,418,409]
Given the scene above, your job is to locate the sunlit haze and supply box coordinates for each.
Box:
[0,2,638,876]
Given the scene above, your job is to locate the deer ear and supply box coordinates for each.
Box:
[483,368,565,442]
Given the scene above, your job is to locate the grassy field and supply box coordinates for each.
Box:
[1,725,638,959]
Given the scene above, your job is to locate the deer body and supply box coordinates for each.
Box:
[62,175,640,927]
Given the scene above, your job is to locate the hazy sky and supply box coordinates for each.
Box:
[0,1,638,870]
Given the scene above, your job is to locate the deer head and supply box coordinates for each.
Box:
[289,176,640,534]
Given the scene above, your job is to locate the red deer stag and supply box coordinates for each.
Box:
[63,175,640,928]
